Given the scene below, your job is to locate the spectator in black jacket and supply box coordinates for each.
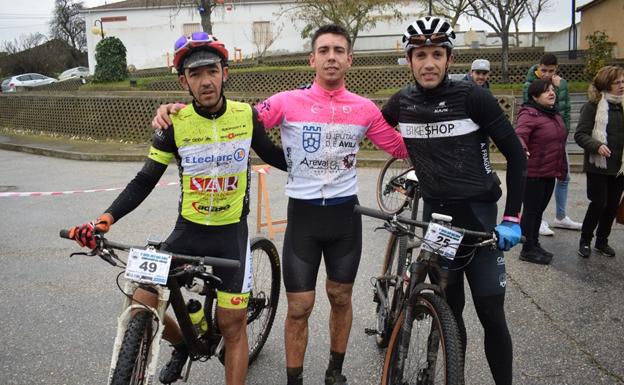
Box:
[463,59,490,88]
[574,65,624,258]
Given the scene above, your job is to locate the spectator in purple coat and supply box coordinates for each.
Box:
[515,79,568,264]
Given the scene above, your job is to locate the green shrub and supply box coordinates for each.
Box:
[584,31,611,81]
[94,37,128,83]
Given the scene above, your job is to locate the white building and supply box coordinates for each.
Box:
[81,0,424,72]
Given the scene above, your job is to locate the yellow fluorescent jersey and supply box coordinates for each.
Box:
[148,101,254,226]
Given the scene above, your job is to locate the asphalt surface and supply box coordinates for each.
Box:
[0,146,623,385]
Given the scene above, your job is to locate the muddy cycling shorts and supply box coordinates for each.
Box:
[162,217,251,308]
[282,196,362,292]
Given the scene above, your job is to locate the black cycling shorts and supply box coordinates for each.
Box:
[162,217,251,294]
[282,197,362,292]
[422,200,506,297]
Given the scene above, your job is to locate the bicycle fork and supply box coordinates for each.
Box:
[394,259,449,384]
[107,282,170,385]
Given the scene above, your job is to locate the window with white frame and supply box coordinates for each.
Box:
[253,21,272,46]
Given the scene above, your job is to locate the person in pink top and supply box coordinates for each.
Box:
[152,24,407,385]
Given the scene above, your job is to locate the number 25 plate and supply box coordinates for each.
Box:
[421,223,464,260]
[125,248,172,285]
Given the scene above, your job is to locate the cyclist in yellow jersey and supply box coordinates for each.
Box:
[69,33,287,385]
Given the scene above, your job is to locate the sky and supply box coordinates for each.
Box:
[0,0,590,46]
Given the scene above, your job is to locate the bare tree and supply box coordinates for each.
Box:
[1,33,47,54]
[511,5,526,47]
[161,0,218,34]
[287,0,409,48]
[466,0,528,82]
[414,0,472,28]
[526,0,552,47]
[50,0,86,51]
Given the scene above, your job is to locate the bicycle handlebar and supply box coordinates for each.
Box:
[59,229,241,269]
[354,205,495,240]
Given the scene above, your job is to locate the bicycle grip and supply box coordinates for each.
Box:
[59,229,71,239]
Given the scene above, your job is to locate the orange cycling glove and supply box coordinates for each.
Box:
[69,213,114,249]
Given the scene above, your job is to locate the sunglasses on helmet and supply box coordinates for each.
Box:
[174,31,216,53]
[406,33,450,47]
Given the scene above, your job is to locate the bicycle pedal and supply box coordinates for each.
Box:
[364,328,379,336]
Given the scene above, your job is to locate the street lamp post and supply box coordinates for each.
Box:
[569,0,577,60]
[94,19,105,38]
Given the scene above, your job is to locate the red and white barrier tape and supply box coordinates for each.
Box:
[0,181,179,198]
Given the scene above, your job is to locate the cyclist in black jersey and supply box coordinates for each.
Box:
[380,16,527,385]
[69,33,286,385]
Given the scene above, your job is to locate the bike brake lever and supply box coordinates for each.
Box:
[98,249,118,267]
[69,251,95,258]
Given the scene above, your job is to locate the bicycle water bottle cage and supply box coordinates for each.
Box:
[431,213,453,223]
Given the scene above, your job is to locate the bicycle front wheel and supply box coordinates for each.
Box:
[376,157,412,214]
[381,293,464,385]
[110,311,154,385]
[247,236,281,363]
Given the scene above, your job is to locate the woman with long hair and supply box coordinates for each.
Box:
[575,65,624,258]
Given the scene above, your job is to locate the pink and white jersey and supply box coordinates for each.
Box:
[256,82,407,200]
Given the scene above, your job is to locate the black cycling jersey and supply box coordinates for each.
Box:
[382,77,526,218]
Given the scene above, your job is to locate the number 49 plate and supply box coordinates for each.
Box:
[125,248,172,285]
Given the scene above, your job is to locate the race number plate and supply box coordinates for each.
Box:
[421,223,464,260]
[125,248,172,285]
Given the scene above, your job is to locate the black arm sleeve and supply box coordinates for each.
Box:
[105,127,175,222]
[381,91,402,127]
[251,108,287,171]
[466,87,527,217]
[105,159,168,222]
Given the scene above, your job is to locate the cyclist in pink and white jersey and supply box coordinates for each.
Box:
[255,24,406,385]
[152,24,407,385]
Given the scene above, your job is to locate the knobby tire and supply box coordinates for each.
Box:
[110,311,154,385]
[381,293,464,385]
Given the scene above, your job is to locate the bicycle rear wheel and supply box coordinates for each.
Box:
[375,233,408,348]
[246,236,280,363]
[381,293,464,385]
[110,311,154,385]
[376,157,412,214]
[218,236,281,365]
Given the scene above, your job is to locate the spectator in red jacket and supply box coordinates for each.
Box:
[515,79,568,264]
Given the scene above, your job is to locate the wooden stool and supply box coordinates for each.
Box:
[252,164,287,240]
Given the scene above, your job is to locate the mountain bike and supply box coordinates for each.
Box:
[357,205,505,385]
[59,230,280,385]
[376,157,419,216]
[368,165,420,349]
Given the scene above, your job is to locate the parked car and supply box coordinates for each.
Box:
[0,78,11,93]
[1,73,57,92]
[58,66,90,81]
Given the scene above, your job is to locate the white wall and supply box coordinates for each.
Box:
[544,24,582,53]
[82,1,423,72]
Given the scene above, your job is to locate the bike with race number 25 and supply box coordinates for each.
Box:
[357,205,517,385]
[60,230,280,385]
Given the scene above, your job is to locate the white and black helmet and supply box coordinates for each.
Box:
[403,16,456,54]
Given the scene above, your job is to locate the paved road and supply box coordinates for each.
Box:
[1,149,623,385]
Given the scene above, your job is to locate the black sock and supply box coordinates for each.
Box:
[286,366,303,385]
[327,350,345,373]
